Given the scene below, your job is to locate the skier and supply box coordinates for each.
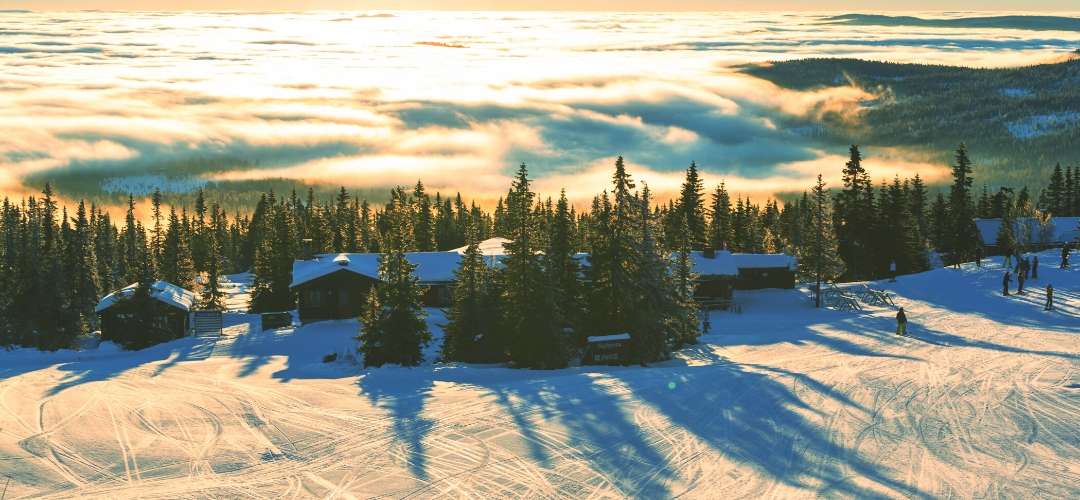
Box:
[1032,255,1039,280]
[1062,246,1071,269]
[895,307,907,336]
[1017,268,1026,295]
[1002,271,1011,296]
[1045,284,1054,311]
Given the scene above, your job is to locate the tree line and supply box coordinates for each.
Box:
[1,143,1075,352]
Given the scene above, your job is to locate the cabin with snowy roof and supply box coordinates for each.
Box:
[733,253,797,290]
[689,249,739,308]
[975,217,1080,254]
[95,280,196,347]
[290,251,463,323]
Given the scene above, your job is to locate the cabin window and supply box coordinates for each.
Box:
[306,289,324,307]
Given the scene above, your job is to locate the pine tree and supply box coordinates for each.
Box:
[676,161,707,249]
[359,196,430,367]
[1045,163,1066,214]
[502,163,566,369]
[707,182,733,250]
[545,190,582,342]
[799,175,845,308]
[669,218,700,349]
[441,224,502,363]
[835,145,873,279]
[629,185,675,363]
[947,144,978,267]
[199,234,225,310]
[412,181,435,251]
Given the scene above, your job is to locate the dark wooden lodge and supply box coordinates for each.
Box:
[95,280,195,346]
[732,254,797,290]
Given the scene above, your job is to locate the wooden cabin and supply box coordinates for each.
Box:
[290,252,463,324]
[95,280,195,346]
[690,250,738,309]
[733,254,797,290]
[291,254,380,324]
[975,217,1080,255]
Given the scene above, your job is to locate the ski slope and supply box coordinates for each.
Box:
[0,251,1077,498]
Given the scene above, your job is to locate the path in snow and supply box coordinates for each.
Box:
[0,251,1077,498]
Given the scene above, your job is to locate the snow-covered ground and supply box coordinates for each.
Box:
[0,251,1077,498]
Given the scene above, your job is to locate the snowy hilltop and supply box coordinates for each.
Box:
[0,248,1076,498]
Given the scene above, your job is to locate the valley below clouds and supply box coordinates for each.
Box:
[2,10,1079,205]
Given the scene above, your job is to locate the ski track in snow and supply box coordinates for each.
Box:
[0,253,1078,498]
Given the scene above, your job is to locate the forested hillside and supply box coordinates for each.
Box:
[742,55,1080,186]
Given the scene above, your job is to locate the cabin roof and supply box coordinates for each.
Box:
[732,253,797,270]
[975,217,1080,246]
[290,252,463,288]
[95,280,197,314]
[452,237,513,256]
[689,250,739,276]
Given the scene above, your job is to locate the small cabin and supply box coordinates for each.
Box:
[690,250,738,309]
[975,217,1080,255]
[583,333,631,365]
[95,280,196,347]
[290,252,464,324]
[733,253,797,290]
[291,253,381,324]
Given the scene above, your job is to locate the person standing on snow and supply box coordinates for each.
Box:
[896,307,908,336]
[1032,255,1039,280]
[1063,246,1071,269]
[975,245,983,267]
[1045,284,1054,311]
[1017,267,1026,295]
[1003,271,1011,296]
[889,260,897,282]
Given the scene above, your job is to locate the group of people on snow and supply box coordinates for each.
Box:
[1001,248,1065,311]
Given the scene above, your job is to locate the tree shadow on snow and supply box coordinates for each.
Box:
[449,370,676,498]
[358,368,436,481]
[607,362,932,498]
[45,337,216,396]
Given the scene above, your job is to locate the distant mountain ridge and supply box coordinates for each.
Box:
[824,14,1080,32]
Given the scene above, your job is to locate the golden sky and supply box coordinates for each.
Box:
[5,1,1079,11]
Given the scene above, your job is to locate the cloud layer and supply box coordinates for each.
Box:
[1,10,1077,205]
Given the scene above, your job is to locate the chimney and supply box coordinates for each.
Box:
[301,238,314,260]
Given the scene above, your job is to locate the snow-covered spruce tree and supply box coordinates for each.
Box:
[502,163,567,369]
[799,175,845,308]
[359,196,430,368]
[441,224,503,363]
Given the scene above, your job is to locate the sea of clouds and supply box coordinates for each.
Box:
[1,10,1078,203]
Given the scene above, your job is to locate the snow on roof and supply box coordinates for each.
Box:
[733,253,797,270]
[975,217,1080,246]
[690,250,739,276]
[290,252,463,288]
[587,333,631,343]
[452,237,513,256]
[95,280,197,313]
